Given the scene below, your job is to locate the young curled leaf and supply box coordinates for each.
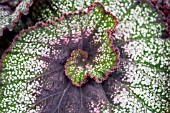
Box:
[63,3,120,86]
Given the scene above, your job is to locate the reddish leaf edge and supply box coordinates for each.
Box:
[62,2,120,87]
[0,2,120,87]
[0,0,34,37]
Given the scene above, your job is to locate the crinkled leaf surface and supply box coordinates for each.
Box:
[0,3,119,112]
[63,4,119,86]
[0,0,170,113]
[0,0,34,36]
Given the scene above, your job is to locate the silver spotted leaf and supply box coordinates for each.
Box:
[0,0,170,113]
[0,3,120,112]
[0,0,34,36]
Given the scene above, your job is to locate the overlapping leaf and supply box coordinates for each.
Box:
[0,0,21,7]
[0,0,34,36]
[0,0,169,113]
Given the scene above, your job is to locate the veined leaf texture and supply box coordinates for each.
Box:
[0,0,169,113]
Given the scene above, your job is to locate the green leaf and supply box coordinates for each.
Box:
[0,0,169,113]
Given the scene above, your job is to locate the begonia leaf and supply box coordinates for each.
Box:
[0,0,34,36]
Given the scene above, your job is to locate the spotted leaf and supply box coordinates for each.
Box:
[0,0,34,36]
